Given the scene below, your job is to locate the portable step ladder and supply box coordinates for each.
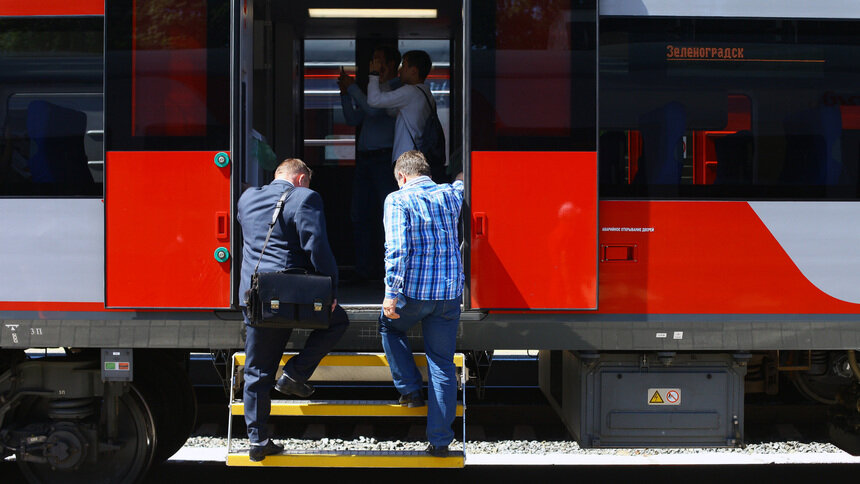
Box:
[226,352,466,468]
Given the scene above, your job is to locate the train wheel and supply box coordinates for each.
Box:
[135,353,197,465]
[17,386,156,484]
[790,352,857,405]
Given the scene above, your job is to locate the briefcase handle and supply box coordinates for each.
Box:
[282,267,309,275]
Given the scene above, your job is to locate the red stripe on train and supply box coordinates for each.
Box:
[0,0,103,16]
[0,302,205,313]
[0,302,107,312]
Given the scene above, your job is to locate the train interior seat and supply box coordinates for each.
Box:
[26,100,93,185]
[633,101,686,185]
[713,130,754,184]
[781,105,843,185]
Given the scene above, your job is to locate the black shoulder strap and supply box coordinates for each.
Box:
[416,84,435,111]
[252,186,294,275]
[407,85,435,149]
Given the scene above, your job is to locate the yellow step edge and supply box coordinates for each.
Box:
[226,452,465,468]
[230,401,464,417]
[233,353,465,368]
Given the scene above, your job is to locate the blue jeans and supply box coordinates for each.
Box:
[243,306,349,444]
[351,149,396,279]
[378,296,461,447]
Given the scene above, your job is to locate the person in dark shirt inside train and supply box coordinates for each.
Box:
[367,50,435,171]
[337,44,402,282]
[237,159,349,462]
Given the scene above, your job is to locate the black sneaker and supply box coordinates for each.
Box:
[249,440,284,462]
[425,444,449,457]
[398,390,425,408]
[274,372,314,398]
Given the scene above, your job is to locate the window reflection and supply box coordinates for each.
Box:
[105,0,229,151]
[470,0,596,151]
[599,17,860,199]
[0,18,102,196]
[132,0,209,138]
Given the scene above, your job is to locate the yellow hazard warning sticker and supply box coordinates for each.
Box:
[647,388,681,405]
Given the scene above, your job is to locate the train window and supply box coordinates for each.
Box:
[0,17,102,197]
[599,0,859,20]
[303,39,357,167]
[105,0,230,151]
[599,17,860,200]
[470,0,596,151]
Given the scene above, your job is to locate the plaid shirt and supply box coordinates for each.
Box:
[383,176,465,300]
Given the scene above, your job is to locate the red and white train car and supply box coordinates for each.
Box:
[2,0,860,480]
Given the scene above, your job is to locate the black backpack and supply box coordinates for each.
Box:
[409,86,447,182]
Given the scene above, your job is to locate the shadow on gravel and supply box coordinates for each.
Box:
[4,460,860,483]
[142,462,860,483]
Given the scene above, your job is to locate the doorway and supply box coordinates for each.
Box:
[242,0,463,305]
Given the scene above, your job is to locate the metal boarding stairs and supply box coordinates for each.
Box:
[226,352,466,467]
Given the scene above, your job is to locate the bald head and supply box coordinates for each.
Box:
[275,158,312,188]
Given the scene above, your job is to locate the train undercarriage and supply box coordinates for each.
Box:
[0,350,195,483]
[2,345,860,483]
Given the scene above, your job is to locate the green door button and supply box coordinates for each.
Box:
[214,247,230,262]
[214,152,230,167]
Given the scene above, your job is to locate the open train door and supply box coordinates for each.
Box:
[103,0,234,308]
[467,0,598,310]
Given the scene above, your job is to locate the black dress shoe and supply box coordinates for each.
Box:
[398,390,425,408]
[425,444,449,457]
[275,372,314,398]
[249,440,284,462]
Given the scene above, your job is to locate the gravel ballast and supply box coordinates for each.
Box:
[185,436,846,455]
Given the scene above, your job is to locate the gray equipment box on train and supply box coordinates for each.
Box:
[101,348,133,382]
[539,351,746,447]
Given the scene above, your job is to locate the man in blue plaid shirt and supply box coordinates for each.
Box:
[379,150,464,457]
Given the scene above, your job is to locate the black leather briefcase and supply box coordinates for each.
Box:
[243,187,333,330]
[246,268,332,329]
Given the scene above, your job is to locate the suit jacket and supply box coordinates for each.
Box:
[237,179,338,306]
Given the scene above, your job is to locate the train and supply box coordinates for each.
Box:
[3,0,860,481]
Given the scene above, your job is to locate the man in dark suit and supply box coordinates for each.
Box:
[237,158,349,462]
